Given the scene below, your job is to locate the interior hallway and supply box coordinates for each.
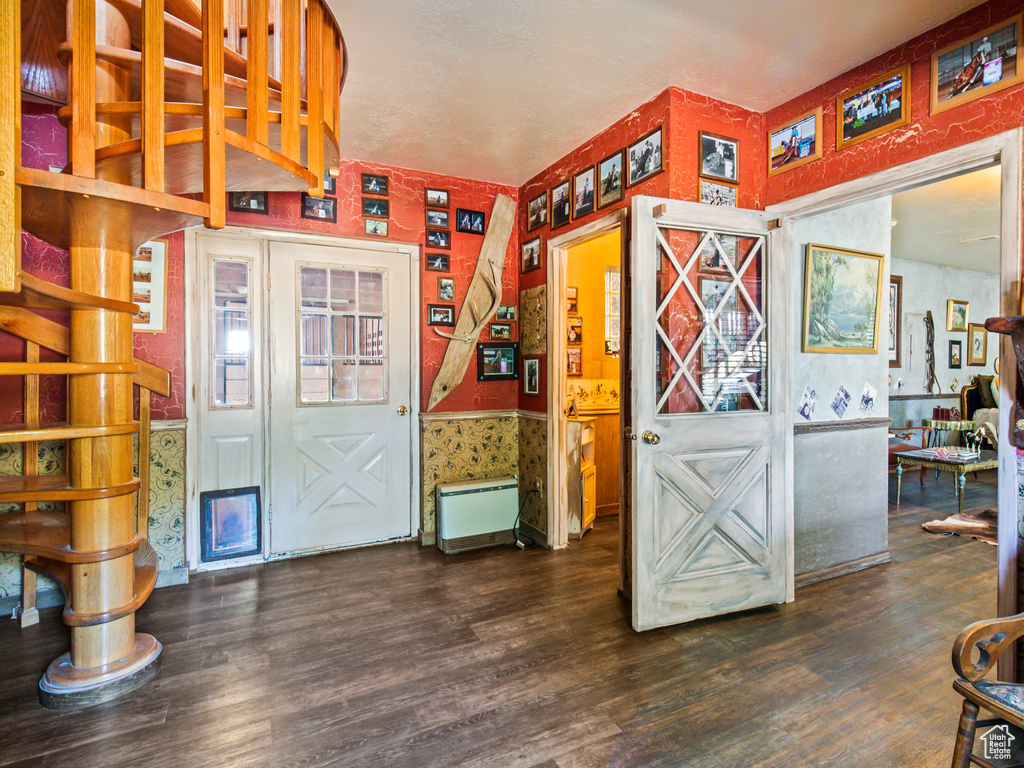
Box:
[0,472,996,767]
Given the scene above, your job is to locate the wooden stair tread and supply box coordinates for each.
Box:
[0,421,139,443]
[0,272,139,313]
[17,167,208,253]
[26,539,159,626]
[0,474,141,503]
[0,509,142,563]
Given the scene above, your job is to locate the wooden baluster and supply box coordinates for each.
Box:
[0,0,20,293]
[17,341,40,628]
[142,0,165,191]
[69,0,96,178]
[320,18,333,143]
[279,0,300,162]
[137,387,150,540]
[204,0,226,228]
[334,27,342,141]
[305,0,323,196]
[246,0,268,145]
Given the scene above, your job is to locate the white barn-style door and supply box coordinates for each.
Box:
[630,196,791,631]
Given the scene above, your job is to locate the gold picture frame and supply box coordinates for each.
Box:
[836,64,911,151]
[967,322,987,365]
[947,299,969,332]
[767,107,823,177]
[801,243,884,353]
[930,14,1023,115]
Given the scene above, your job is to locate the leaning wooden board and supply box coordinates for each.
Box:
[427,193,516,410]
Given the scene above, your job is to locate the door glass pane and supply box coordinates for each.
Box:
[211,259,252,407]
[655,227,766,414]
[296,264,389,404]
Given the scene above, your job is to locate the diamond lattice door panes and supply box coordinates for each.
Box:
[630,197,789,631]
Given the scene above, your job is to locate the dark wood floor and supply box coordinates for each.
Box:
[0,471,998,767]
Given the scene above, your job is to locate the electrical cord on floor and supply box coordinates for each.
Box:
[513,487,540,549]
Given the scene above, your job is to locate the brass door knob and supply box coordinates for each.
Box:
[642,430,660,445]
[398,405,408,415]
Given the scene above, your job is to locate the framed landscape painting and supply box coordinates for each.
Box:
[802,243,884,353]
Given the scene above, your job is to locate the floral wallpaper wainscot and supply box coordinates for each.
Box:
[520,286,547,356]
[518,416,547,533]
[420,415,519,534]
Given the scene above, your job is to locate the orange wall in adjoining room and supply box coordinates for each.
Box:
[764,0,1024,207]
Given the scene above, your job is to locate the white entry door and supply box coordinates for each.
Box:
[268,241,414,555]
[630,196,790,631]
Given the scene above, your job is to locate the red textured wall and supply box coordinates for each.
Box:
[515,85,765,412]
[226,162,520,413]
[764,0,1024,206]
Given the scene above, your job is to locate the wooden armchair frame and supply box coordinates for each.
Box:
[888,426,933,483]
[951,613,1024,767]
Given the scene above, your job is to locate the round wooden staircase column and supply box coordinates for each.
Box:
[39,0,161,709]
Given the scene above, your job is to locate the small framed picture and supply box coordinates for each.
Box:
[426,229,451,249]
[496,305,517,321]
[425,187,450,208]
[768,107,823,176]
[567,316,582,345]
[362,197,389,218]
[324,170,337,195]
[364,218,388,237]
[523,357,541,396]
[426,208,449,229]
[228,191,268,214]
[425,253,450,272]
[947,299,969,331]
[931,14,1023,115]
[438,276,455,301]
[476,342,519,381]
[490,322,512,341]
[605,339,620,356]
[200,486,262,563]
[522,236,541,274]
[362,173,389,196]
[528,191,548,231]
[456,208,485,234]
[837,64,911,151]
[301,194,337,222]
[700,181,736,207]
[950,339,963,369]
[699,131,739,184]
[566,286,578,314]
[427,304,455,326]
[597,150,624,209]
[627,126,664,187]
[699,234,737,275]
[968,322,988,366]
[573,166,596,219]
[133,239,168,333]
[551,180,571,229]
[888,275,903,368]
[567,347,582,377]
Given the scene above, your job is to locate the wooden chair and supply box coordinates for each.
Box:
[888,426,932,484]
[950,612,1024,767]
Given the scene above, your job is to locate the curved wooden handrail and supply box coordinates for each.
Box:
[0,272,140,313]
[0,510,142,562]
[952,611,1024,680]
[0,421,139,443]
[0,474,141,502]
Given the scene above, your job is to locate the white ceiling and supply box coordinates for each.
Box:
[326,0,984,186]
[890,165,1001,274]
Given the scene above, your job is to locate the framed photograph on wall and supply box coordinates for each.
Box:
[950,339,963,369]
[627,126,664,187]
[476,342,519,381]
[456,208,485,234]
[364,218,388,237]
[361,173,389,196]
[888,275,903,368]
[699,131,739,184]
[324,170,337,195]
[768,107,823,177]
[133,239,168,333]
[700,180,737,207]
[427,304,455,327]
[425,188,450,207]
[802,243,884,353]
[301,194,337,222]
[496,305,517,321]
[947,299,969,331]
[699,234,737,275]
[567,347,582,377]
[489,323,512,341]
[968,322,988,365]
[523,357,540,396]
[573,165,596,219]
[567,316,582,346]
[438,277,455,301]
[200,486,262,563]
[425,208,449,229]
[521,236,541,274]
[426,229,451,249]
[425,253,450,272]
[566,286,578,314]
[228,191,268,214]
[527,191,548,231]
[931,14,1023,115]
[551,180,571,229]
[837,64,912,151]
[597,149,624,209]
[362,197,389,218]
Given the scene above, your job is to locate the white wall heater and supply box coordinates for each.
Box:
[436,475,519,554]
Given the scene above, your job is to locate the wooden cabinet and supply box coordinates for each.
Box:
[567,417,596,539]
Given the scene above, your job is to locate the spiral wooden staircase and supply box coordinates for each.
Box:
[1,0,344,707]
